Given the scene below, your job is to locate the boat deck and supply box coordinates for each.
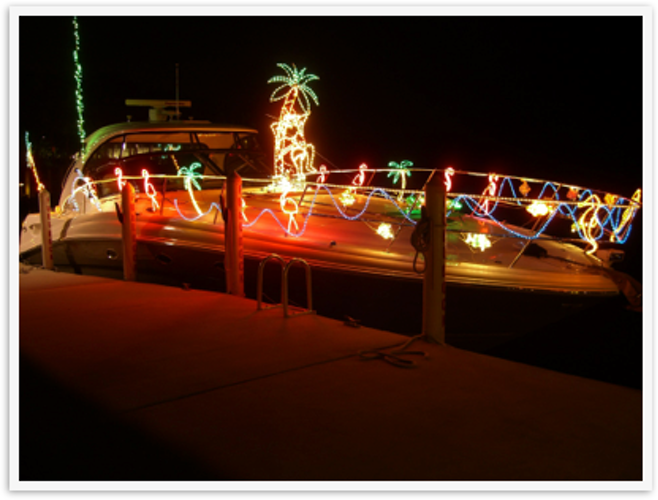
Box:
[16,267,643,484]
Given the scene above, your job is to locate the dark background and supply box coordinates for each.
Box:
[20,16,643,186]
[19,16,644,275]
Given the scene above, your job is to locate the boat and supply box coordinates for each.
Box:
[19,95,642,351]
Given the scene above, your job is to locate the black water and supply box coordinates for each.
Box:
[486,296,643,390]
[244,259,643,390]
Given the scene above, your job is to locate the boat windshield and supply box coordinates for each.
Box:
[82,130,269,197]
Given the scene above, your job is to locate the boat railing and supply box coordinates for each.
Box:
[59,165,642,261]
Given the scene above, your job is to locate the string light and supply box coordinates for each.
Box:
[25,132,45,192]
[447,199,462,211]
[340,189,356,207]
[142,169,160,211]
[604,193,618,207]
[444,167,455,192]
[72,168,100,210]
[336,163,369,207]
[269,63,319,181]
[519,180,531,197]
[178,162,204,215]
[611,188,641,243]
[388,160,412,200]
[72,17,86,154]
[174,198,220,222]
[377,223,395,240]
[353,163,368,188]
[577,193,604,255]
[280,188,300,233]
[463,233,492,252]
[526,200,555,217]
[114,167,126,191]
[265,175,295,194]
[242,197,249,222]
[317,165,329,184]
[479,174,499,215]
[62,165,640,252]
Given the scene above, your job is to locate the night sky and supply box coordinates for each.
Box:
[19,14,644,275]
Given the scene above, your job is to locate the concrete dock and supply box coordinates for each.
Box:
[17,266,643,483]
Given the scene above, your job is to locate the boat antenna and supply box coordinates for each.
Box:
[175,63,180,120]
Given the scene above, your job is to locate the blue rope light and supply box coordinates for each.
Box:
[143,171,642,247]
[173,199,220,221]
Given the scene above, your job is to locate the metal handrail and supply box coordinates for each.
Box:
[256,254,315,318]
[283,258,315,318]
[256,254,286,311]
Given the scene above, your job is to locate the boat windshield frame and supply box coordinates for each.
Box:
[88,145,269,199]
[63,127,271,199]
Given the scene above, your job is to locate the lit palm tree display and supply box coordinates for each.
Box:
[268,63,320,182]
[387,160,413,200]
[178,162,204,215]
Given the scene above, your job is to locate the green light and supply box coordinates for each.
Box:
[178,162,204,215]
[448,199,463,211]
[387,160,413,186]
[388,160,413,200]
[25,132,44,191]
[268,63,319,113]
[72,16,85,155]
[179,162,203,190]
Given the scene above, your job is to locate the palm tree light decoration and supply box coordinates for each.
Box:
[268,63,320,185]
[178,162,204,215]
[388,160,413,201]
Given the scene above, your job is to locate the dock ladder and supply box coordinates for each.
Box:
[256,254,315,318]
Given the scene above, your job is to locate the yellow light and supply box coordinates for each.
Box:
[376,223,394,240]
[242,197,249,222]
[464,233,492,252]
[519,180,531,197]
[269,64,320,182]
[611,188,642,242]
[604,193,618,206]
[317,165,329,184]
[25,133,45,192]
[271,110,316,181]
[526,200,555,217]
[577,193,603,255]
[340,189,356,207]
